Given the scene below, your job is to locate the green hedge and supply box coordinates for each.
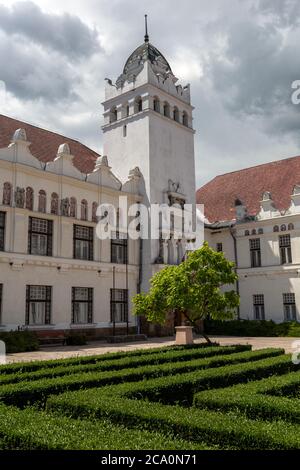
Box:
[0,404,208,450]
[0,331,39,354]
[0,348,283,406]
[0,341,218,375]
[0,344,250,386]
[47,360,300,450]
[204,319,300,337]
[194,370,300,423]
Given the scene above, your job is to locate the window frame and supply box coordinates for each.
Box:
[25,285,52,325]
[253,294,265,320]
[71,287,93,324]
[73,224,94,261]
[283,293,296,322]
[28,217,53,257]
[249,238,261,268]
[279,234,292,264]
[110,288,128,323]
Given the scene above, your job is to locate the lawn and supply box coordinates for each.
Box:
[0,342,299,449]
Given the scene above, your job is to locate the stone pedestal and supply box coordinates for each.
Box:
[175,326,194,345]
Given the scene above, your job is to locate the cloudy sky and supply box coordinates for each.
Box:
[1,0,300,187]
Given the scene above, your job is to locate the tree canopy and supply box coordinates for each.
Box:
[133,242,240,336]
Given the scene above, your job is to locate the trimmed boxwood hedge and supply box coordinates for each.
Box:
[0,348,281,406]
[205,319,300,337]
[194,370,300,423]
[0,404,209,450]
[0,345,251,385]
[47,362,300,450]
[0,342,219,375]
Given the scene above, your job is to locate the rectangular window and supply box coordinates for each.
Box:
[0,212,5,251]
[250,238,261,268]
[216,243,223,252]
[111,232,128,264]
[279,235,292,264]
[73,225,94,261]
[72,287,93,324]
[253,294,265,320]
[26,285,51,325]
[283,293,296,321]
[28,217,53,256]
[110,288,128,323]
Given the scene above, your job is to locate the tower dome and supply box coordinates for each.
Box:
[116,15,174,88]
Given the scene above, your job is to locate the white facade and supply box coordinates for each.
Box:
[102,40,196,290]
[0,35,197,334]
[205,189,300,323]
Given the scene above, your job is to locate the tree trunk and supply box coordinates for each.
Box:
[182,311,212,344]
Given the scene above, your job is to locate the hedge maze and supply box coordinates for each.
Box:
[0,343,299,449]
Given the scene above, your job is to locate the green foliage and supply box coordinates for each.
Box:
[0,345,249,385]
[133,242,240,326]
[65,334,87,346]
[0,331,39,353]
[0,342,299,450]
[205,319,300,337]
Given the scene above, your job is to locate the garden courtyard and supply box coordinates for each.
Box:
[0,340,300,449]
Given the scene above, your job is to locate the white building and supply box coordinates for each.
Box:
[0,28,196,337]
[198,156,300,323]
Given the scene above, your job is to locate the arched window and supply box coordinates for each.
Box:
[153,97,160,113]
[134,96,143,113]
[81,199,88,221]
[61,197,69,217]
[251,229,256,235]
[2,182,12,206]
[70,197,77,218]
[92,202,98,223]
[273,225,279,232]
[110,107,117,123]
[173,106,179,122]
[288,223,294,231]
[280,224,286,232]
[123,125,127,137]
[51,193,59,215]
[38,190,46,213]
[258,228,264,235]
[163,102,170,117]
[182,111,188,127]
[245,230,250,236]
[25,187,34,211]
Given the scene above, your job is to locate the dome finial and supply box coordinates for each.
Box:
[144,14,149,43]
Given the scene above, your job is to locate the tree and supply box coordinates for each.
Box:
[133,242,240,343]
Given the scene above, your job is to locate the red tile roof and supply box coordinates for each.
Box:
[197,156,300,223]
[0,114,99,173]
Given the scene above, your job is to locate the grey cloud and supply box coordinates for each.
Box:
[256,0,300,28]
[0,1,101,60]
[0,31,80,102]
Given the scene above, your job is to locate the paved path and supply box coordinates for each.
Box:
[4,335,299,364]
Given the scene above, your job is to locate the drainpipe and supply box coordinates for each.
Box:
[136,236,143,334]
[230,224,240,320]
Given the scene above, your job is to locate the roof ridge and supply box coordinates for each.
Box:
[210,154,300,180]
[0,113,100,156]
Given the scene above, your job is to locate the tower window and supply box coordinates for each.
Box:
[126,105,130,117]
[110,107,117,123]
[123,125,127,137]
[173,107,179,122]
[163,102,170,117]
[182,111,188,127]
[153,97,160,113]
[135,97,143,113]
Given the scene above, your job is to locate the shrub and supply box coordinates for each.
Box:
[204,319,300,337]
[0,331,39,353]
[65,334,87,346]
[0,404,207,450]
[0,345,250,386]
[47,360,300,450]
[0,348,283,406]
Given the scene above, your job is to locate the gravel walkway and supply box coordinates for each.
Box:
[4,335,299,364]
